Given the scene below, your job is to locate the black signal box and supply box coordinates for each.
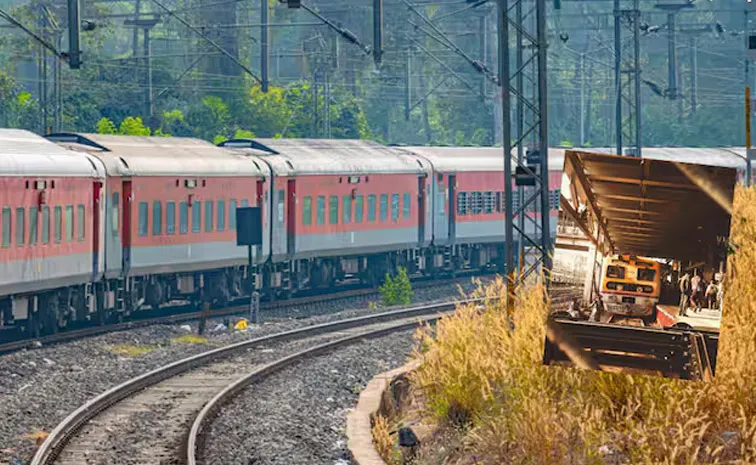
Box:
[236,207,263,246]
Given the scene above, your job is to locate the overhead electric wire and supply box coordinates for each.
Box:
[147,0,262,83]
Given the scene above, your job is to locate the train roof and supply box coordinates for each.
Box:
[0,129,104,178]
[548,147,746,171]
[220,138,428,176]
[46,133,269,177]
[399,146,508,172]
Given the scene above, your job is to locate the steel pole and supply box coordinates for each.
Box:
[261,0,269,92]
[516,0,524,279]
[537,0,551,276]
[498,0,515,308]
[580,52,585,146]
[633,0,641,156]
[144,27,153,117]
[67,0,81,68]
[373,0,383,65]
[689,36,697,114]
[667,13,677,100]
[614,0,622,155]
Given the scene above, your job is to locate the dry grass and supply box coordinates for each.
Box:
[410,187,756,464]
[105,343,155,357]
[372,415,400,465]
[171,334,209,345]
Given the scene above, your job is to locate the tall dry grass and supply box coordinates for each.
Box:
[411,187,756,464]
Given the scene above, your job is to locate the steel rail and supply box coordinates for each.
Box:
[29,299,470,465]
[186,313,444,465]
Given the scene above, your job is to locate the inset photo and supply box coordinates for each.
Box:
[543,150,737,381]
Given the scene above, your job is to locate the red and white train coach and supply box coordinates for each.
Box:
[48,133,270,321]
[0,129,105,335]
[220,138,430,292]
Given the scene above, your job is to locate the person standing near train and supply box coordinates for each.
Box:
[690,270,702,312]
[679,271,691,317]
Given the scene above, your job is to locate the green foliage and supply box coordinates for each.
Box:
[96,117,118,135]
[379,267,413,306]
[118,117,151,136]
[213,134,229,145]
[234,128,255,139]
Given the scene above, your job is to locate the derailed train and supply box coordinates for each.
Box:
[0,129,748,336]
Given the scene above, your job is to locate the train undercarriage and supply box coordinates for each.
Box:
[0,241,507,338]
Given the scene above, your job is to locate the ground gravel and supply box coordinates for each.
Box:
[0,278,481,465]
[199,330,415,465]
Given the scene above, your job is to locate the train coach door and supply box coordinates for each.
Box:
[287,179,296,256]
[92,181,102,279]
[256,179,265,260]
[417,176,426,244]
[448,175,456,243]
[122,180,132,273]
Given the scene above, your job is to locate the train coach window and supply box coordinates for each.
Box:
[606,265,625,279]
[553,189,561,210]
[15,208,24,246]
[29,206,38,245]
[471,192,483,215]
[328,195,338,225]
[316,196,325,225]
[457,192,468,215]
[112,193,119,236]
[66,205,74,242]
[166,202,176,235]
[637,268,657,282]
[229,200,237,230]
[1,207,10,248]
[512,192,519,212]
[41,206,49,244]
[277,190,284,225]
[343,196,352,224]
[77,205,85,242]
[205,200,214,233]
[484,192,494,214]
[355,195,364,224]
[218,200,226,232]
[391,194,399,221]
[54,206,62,244]
[153,201,162,236]
[367,195,376,223]
[379,194,388,222]
[303,196,312,225]
[179,202,188,234]
[192,202,202,233]
[138,202,148,237]
[403,193,411,218]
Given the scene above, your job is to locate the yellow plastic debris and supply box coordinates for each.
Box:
[234,319,248,330]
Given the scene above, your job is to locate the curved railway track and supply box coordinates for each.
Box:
[29,300,463,465]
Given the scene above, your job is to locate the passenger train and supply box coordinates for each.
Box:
[0,128,749,336]
[599,254,662,324]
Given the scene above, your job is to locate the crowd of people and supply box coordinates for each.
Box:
[678,268,725,317]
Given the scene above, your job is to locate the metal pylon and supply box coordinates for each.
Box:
[614,0,642,157]
[497,0,552,306]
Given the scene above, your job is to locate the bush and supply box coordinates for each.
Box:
[379,267,414,306]
[410,187,756,464]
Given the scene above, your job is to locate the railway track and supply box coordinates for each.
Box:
[29,300,464,465]
[0,274,487,356]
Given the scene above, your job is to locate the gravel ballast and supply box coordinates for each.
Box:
[199,330,416,465]
[0,279,480,464]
